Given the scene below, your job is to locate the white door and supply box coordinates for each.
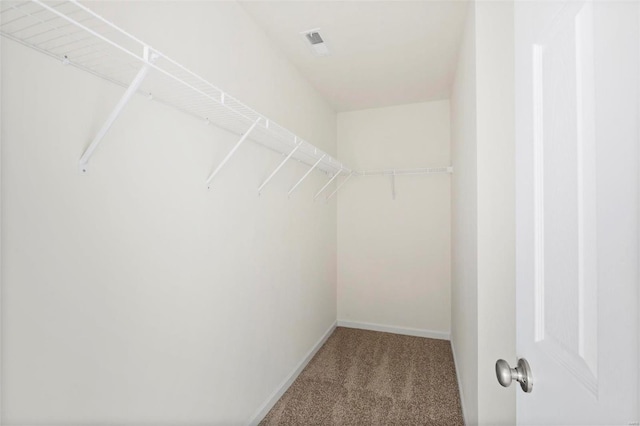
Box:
[515,0,639,425]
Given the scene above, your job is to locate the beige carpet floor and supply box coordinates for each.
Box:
[260,327,464,425]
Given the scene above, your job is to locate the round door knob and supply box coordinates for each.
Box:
[496,359,514,387]
[495,358,533,393]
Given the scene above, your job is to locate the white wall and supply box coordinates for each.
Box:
[337,101,451,336]
[450,1,515,424]
[1,2,337,424]
[475,2,515,424]
[450,2,479,424]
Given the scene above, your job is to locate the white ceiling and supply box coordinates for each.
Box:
[238,1,469,112]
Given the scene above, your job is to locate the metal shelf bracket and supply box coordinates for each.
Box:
[207,118,262,188]
[78,46,158,173]
[326,172,354,202]
[258,138,303,195]
[288,154,326,198]
[314,170,342,201]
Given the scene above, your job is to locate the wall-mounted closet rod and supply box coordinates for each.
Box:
[326,173,354,202]
[355,167,453,177]
[288,154,326,197]
[313,166,453,201]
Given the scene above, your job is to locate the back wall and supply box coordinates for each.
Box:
[337,101,451,337]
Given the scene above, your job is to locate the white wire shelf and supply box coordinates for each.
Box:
[0,0,350,182]
[322,167,453,201]
[355,167,453,177]
[1,0,453,201]
[349,167,453,200]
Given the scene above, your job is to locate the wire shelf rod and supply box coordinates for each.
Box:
[18,15,84,43]
[1,4,46,27]
[68,0,152,51]
[30,0,144,61]
[3,6,87,50]
[46,34,106,54]
[3,8,80,38]
[19,10,97,39]
[355,167,453,177]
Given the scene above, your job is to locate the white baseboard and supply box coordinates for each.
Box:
[247,321,337,426]
[336,320,450,341]
[450,337,467,426]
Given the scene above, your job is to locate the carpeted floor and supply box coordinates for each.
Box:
[260,327,464,425]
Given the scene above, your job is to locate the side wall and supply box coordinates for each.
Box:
[337,101,451,337]
[450,2,516,425]
[1,2,337,424]
[450,3,479,423]
[475,1,516,424]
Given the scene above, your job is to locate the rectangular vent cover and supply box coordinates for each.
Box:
[305,32,324,45]
[301,29,329,56]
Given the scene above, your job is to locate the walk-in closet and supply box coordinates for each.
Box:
[1,1,638,425]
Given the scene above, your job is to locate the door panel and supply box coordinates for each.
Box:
[516,1,639,424]
[532,1,598,396]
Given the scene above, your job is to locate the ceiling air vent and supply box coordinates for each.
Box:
[301,29,330,57]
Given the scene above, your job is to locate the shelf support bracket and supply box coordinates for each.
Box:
[207,118,261,188]
[326,172,354,202]
[314,170,342,201]
[78,47,156,173]
[258,139,303,195]
[288,154,326,198]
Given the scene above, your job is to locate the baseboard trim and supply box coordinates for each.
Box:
[247,321,337,426]
[450,338,467,426]
[336,320,450,341]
